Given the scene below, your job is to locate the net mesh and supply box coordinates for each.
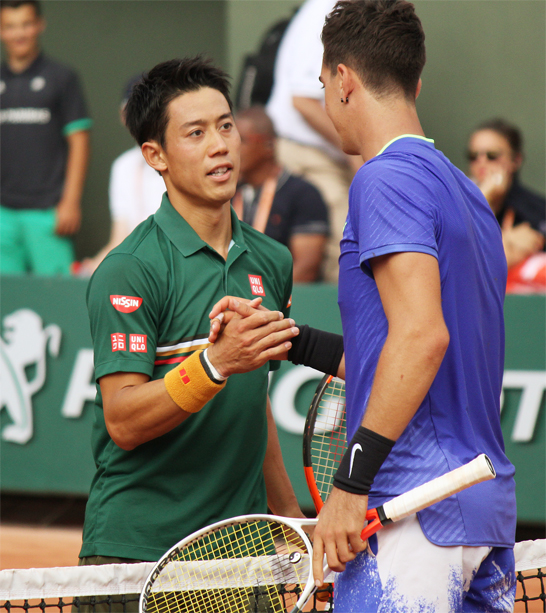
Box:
[0,539,543,612]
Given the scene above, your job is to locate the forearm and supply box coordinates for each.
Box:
[290,234,326,283]
[61,130,90,205]
[263,398,303,517]
[102,374,192,450]
[292,96,342,149]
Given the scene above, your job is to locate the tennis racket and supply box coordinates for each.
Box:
[140,454,495,613]
[303,374,347,513]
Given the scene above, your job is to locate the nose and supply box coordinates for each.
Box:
[208,130,229,156]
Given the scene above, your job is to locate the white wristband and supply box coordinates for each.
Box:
[202,348,228,382]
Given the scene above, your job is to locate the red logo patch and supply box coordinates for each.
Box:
[249,274,265,296]
[110,295,143,313]
[129,334,147,353]
[179,368,191,384]
[111,333,126,351]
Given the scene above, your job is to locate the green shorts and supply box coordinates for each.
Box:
[0,206,74,276]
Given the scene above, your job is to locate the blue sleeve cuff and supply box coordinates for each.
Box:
[359,244,438,278]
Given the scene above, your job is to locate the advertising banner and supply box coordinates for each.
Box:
[1,278,544,522]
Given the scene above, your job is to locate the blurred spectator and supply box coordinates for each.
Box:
[0,0,91,275]
[468,119,545,268]
[234,106,329,283]
[79,76,165,275]
[266,0,361,283]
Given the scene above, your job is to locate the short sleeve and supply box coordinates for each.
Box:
[351,160,439,276]
[60,69,92,135]
[109,152,135,222]
[87,253,161,380]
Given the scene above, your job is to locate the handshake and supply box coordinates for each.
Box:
[206,296,344,381]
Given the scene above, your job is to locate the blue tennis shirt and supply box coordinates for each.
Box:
[338,136,516,547]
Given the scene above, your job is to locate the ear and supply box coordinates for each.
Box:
[141,141,167,174]
[512,152,523,172]
[38,17,47,35]
[415,78,422,100]
[337,63,356,99]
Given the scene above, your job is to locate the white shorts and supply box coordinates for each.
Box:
[333,514,515,613]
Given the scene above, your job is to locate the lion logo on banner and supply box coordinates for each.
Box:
[0,309,61,444]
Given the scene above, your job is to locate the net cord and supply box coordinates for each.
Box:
[0,540,544,600]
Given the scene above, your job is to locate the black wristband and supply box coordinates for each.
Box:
[287,325,344,376]
[333,426,395,496]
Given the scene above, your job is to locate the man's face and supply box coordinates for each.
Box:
[159,87,241,208]
[236,117,272,182]
[0,4,44,61]
[467,129,520,184]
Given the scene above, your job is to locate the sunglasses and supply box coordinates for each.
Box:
[467,150,504,162]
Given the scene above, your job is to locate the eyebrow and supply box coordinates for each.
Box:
[181,112,233,129]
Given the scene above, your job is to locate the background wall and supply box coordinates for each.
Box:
[36,0,544,261]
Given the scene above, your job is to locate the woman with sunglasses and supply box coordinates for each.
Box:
[467,118,544,268]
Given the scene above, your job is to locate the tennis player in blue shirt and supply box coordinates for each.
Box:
[311,1,517,611]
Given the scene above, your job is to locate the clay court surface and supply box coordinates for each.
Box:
[0,524,82,569]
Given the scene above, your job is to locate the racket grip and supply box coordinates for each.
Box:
[381,454,495,524]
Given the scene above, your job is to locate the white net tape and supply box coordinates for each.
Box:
[0,540,543,601]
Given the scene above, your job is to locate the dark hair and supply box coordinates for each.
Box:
[474,118,523,156]
[0,0,41,16]
[125,56,232,147]
[322,0,425,100]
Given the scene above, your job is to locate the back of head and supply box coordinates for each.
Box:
[125,56,232,147]
[474,118,523,157]
[321,0,426,100]
[0,0,41,15]
[235,105,276,139]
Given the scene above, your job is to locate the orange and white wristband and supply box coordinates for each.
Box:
[164,349,227,413]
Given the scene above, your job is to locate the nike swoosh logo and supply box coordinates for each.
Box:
[349,443,362,479]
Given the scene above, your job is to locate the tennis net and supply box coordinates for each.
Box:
[0,539,544,612]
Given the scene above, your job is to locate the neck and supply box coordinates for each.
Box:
[241,159,280,188]
[7,48,40,73]
[351,91,425,162]
[166,189,233,260]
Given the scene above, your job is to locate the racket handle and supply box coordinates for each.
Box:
[381,454,495,524]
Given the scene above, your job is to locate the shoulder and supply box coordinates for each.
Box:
[280,173,323,199]
[40,56,80,81]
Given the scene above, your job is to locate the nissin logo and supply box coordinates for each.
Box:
[110,295,143,313]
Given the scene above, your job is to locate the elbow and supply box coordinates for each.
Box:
[427,324,450,365]
[105,419,139,451]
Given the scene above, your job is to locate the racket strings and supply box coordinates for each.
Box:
[311,379,347,503]
[143,519,311,613]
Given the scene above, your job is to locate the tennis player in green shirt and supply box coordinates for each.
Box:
[80,56,304,579]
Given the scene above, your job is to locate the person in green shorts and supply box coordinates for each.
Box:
[79,56,305,610]
[0,0,91,275]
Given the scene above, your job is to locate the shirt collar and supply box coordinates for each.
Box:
[377,134,435,156]
[154,192,248,258]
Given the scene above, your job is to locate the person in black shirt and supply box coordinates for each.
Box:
[0,0,91,275]
[234,106,329,282]
[467,118,544,267]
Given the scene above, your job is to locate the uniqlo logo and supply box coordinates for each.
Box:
[111,333,126,351]
[129,334,147,353]
[249,274,265,296]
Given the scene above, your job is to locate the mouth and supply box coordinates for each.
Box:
[207,165,233,179]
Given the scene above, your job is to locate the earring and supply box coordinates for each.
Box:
[340,98,344,103]
[346,97,349,103]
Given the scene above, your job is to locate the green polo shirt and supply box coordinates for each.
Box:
[81,194,293,561]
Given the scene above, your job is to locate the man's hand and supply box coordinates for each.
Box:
[501,209,545,268]
[55,198,81,235]
[207,299,298,377]
[209,296,265,343]
[312,487,369,585]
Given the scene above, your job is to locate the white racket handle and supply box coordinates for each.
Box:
[382,453,495,523]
